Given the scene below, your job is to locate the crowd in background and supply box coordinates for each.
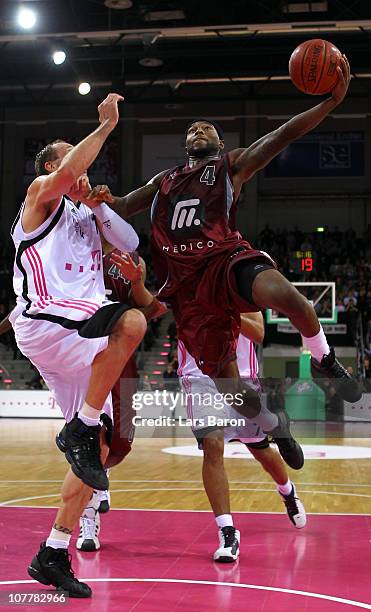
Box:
[257,224,371,357]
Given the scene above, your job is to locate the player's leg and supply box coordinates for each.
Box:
[59,307,146,490]
[26,309,145,597]
[246,438,306,529]
[28,428,109,598]
[212,359,303,470]
[77,370,137,551]
[233,262,361,402]
[201,430,240,563]
[202,430,230,517]
[178,305,303,470]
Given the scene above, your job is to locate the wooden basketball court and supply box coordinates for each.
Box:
[1,418,371,610]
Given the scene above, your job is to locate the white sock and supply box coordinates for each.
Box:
[216,514,233,529]
[277,479,293,496]
[46,528,71,550]
[78,401,101,426]
[301,325,330,362]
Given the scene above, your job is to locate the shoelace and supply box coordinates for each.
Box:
[55,550,76,579]
[283,493,300,516]
[80,517,96,540]
[221,527,236,548]
[329,360,349,378]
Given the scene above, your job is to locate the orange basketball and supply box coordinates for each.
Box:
[289,39,342,95]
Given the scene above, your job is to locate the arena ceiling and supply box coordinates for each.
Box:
[0,0,371,105]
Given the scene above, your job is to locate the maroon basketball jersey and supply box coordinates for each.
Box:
[150,154,240,296]
[103,248,140,379]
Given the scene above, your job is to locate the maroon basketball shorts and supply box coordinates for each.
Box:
[172,245,275,377]
[103,357,138,464]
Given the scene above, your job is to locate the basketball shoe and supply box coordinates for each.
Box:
[76,512,101,552]
[28,542,91,598]
[97,489,111,514]
[270,410,304,470]
[55,415,108,491]
[311,347,362,403]
[280,483,307,529]
[213,527,240,563]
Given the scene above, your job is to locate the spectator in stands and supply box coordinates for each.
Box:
[163,364,178,390]
[329,258,342,277]
[141,374,152,391]
[344,289,358,308]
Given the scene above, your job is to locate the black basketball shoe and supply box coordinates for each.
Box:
[311,347,362,403]
[28,542,91,598]
[56,415,108,491]
[280,484,307,529]
[269,410,304,470]
[213,527,240,563]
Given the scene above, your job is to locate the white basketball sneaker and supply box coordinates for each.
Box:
[97,489,111,514]
[213,526,240,563]
[280,483,307,529]
[76,512,101,552]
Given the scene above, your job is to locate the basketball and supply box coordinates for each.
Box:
[289,39,342,95]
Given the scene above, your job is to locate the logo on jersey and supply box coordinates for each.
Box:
[170,199,201,231]
[71,208,85,238]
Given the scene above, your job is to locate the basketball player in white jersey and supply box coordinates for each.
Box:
[178,312,306,563]
[10,93,148,597]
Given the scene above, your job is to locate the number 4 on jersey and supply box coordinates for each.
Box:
[200,165,216,186]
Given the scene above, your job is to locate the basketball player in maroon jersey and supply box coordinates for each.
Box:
[86,55,361,469]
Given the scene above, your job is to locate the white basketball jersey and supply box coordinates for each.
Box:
[10,196,106,324]
[178,333,259,379]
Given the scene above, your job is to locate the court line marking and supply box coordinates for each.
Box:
[0,578,369,609]
[1,479,371,488]
[2,487,371,506]
[0,505,370,516]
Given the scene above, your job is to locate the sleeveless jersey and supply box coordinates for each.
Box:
[150,154,239,295]
[178,334,259,380]
[10,196,106,324]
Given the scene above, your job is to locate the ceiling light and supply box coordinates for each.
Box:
[139,57,163,67]
[78,82,91,95]
[53,51,66,65]
[17,7,37,29]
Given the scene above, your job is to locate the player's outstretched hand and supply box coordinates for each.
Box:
[69,174,91,201]
[98,92,124,129]
[110,251,144,284]
[85,184,114,208]
[331,55,350,106]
